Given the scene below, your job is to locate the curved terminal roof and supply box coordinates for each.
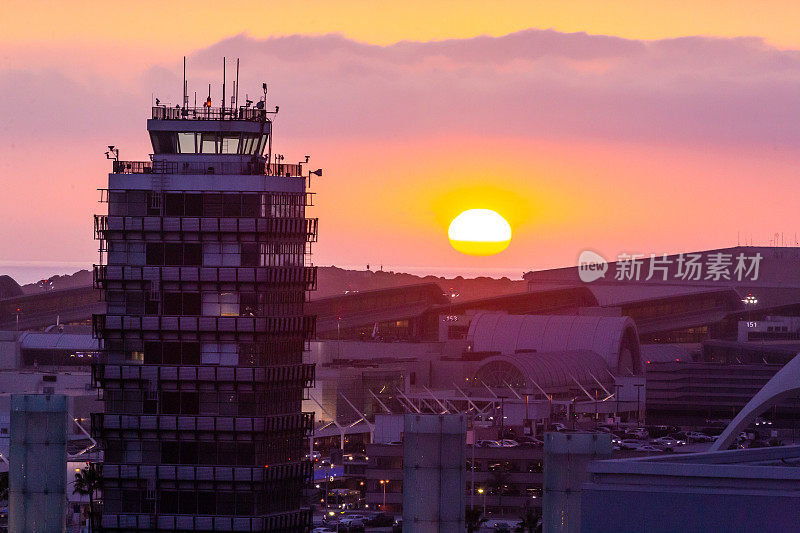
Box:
[19,332,100,352]
[473,350,610,390]
[467,313,640,373]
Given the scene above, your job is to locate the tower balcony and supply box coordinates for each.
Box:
[93,264,317,291]
[92,313,316,339]
[152,106,270,122]
[112,160,303,177]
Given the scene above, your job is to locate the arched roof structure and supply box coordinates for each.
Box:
[467,313,642,375]
[473,350,610,390]
[711,352,800,451]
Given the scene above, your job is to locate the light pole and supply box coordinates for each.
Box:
[634,383,645,425]
[478,487,486,516]
[380,479,388,509]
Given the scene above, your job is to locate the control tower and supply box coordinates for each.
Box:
[92,77,318,531]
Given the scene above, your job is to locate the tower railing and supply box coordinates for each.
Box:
[112,160,303,177]
[152,106,270,122]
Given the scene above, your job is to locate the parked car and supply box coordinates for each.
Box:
[518,436,544,448]
[618,439,644,450]
[635,444,664,453]
[305,451,321,461]
[476,440,502,448]
[652,437,685,448]
[499,439,519,447]
[338,517,365,531]
[551,423,568,432]
[685,431,713,442]
[625,428,649,440]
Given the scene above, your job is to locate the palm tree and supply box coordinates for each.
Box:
[515,508,541,533]
[73,465,99,532]
[466,506,488,533]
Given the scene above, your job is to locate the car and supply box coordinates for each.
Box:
[685,431,713,442]
[652,437,685,448]
[625,428,649,439]
[499,439,519,447]
[339,517,365,530]
[312,528,336,533]
[551,423,568,432]
[635,444,664,453]
[476,440,502,448]
[618,439,643,450]
[517,436,544,448]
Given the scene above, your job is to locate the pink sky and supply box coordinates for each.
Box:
[2,27,800,281]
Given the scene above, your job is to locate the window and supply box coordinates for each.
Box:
[150,131,177,154]
[164,193,184,216]
[223,194,241,217]
[146,243,164,266]
[201,343,238,366]
[220,134,240,154]
[160,491,179,514]
[177,132,196,154]
[185,193,202,216]
[203,242,240,266]
[200,133,218,154]
[202,292,239,316]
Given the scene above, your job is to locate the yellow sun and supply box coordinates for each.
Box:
[448,209,512,256]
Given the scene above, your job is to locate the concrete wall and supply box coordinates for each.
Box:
[9,394,68,533]
[543,432,612,533]
[402,414,466,533]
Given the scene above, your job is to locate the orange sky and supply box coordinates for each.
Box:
[6,0,800,50]
[2,2,800,281]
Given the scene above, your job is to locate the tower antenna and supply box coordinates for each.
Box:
[183,56,187,108]
[235,58,240,111]
[222,57,226,115]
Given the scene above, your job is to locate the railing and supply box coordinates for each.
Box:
[92,412,314,437]
[94,313,316,339]
[112,160,303,177]
[152,106,271,122]
[93,264,317,291]
[95,214,317,242]
[94,362,315,389]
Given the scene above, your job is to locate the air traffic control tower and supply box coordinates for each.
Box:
[92,78,319,531]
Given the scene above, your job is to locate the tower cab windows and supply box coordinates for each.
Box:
[149,131,268,155]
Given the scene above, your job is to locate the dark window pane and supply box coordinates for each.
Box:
[146,243,164,266]
[184,244,202,266]
[161,392,180,414]
[203,194,223,217]
[236,492,253,515]
[164,193,184,216]
[161,441,179,463]
[163,342,181,364]
[241,243,259,267]
[198,442,216,465]
[182,392,199,415]
[217,492,235,515]
[180,442,198,464]
[164,243,182,265]
[241,194,259,217]
[184,194,202,216]
[223,195,241,217]
[182,342,201,365]
[182,293,201,316]
[197,492,216,514]
[179,491,197,514]
[150,132,177,154]
[162,293,182,315]
[160,491,179,514]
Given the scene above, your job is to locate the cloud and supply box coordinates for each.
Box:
[3,29,800,148]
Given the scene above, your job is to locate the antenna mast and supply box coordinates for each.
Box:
[183,56,188,108]
[235,58,240,111]
[222,57,226,115]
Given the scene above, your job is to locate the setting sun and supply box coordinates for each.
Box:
[448,209,512,256]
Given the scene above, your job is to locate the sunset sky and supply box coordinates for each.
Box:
[2,1,800,282]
